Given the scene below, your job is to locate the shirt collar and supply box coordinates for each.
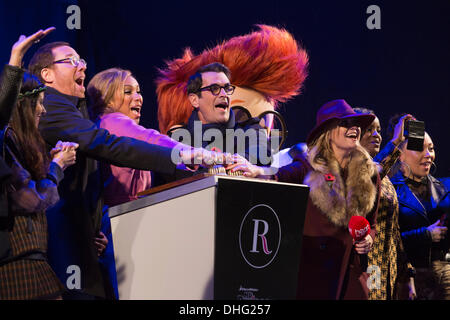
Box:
[188,108,236,131]
[45,86,86,108]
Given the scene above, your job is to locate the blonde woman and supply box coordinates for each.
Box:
[87,68,185,206]
[234,99,381,299]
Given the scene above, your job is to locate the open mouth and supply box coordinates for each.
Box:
[345,128,360,140]
[130,106,141,117]
[215,101,229,110]
[345,133,359,139]
[75,77,84,87]
[371,140,381,146]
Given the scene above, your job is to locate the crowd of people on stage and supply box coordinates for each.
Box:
[0,25,448,300]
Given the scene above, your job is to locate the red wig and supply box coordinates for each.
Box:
[156,25,309,134]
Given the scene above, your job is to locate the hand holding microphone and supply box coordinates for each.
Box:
[348,216,373,255]
[354,234,373,254]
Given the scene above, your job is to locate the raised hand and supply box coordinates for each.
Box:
[9,27,56,67]
[391,113,415,146]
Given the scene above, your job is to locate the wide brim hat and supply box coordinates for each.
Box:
[306,99,375,145]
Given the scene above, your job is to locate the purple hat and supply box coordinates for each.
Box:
[306,99,375,145]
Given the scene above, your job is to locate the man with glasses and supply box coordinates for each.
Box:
[28,43,228,300]
[186,63,270,165]
[187,63,235,126]
[30,42,86,99]
[158,62,271,185]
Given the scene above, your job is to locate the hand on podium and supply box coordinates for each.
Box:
[179,147,246,171]
[226,158,276,178]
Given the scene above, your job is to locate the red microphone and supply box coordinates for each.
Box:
[348,216,370,271]
[348,216,371,241]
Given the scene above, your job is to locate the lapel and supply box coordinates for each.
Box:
[77,98,89,119]
[392,172,429,221]
[428,175,447,209]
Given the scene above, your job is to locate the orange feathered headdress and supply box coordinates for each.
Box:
[156,24,309,134]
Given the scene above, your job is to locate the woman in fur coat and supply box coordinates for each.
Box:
[234,99,381,299]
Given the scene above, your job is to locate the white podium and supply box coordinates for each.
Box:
[109,174,309,300]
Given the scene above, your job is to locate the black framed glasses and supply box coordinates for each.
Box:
[196,83,235,96]
[48,56,87,68]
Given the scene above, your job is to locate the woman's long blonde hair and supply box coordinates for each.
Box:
[307,124,337,172]
[87,68,132,120]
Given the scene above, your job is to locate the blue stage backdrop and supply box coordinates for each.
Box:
[1,0,449,177]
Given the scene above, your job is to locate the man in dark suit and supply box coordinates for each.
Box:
[28,42,226,299]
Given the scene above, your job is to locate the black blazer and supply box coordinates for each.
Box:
[39,87,179,298]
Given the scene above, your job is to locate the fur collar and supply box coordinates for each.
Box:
[304,146,377,228]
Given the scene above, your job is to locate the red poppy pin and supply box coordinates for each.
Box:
[324,173,335,187]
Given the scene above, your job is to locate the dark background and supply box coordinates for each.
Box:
[1,0,449,177]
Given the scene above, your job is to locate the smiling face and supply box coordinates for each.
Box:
[188,72,231,124]
[42,46,86,98]
[400,132,435,180]
[330,121,361,154]
[359,117,382,157]
[110,75,143,124]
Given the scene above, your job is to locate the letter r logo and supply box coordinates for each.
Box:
[250,219,272,254]
[239,204,281,269]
